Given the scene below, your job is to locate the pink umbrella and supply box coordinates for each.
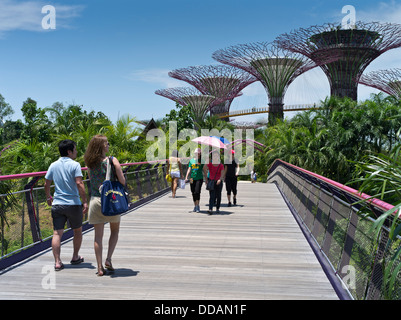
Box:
[192,136,227,149]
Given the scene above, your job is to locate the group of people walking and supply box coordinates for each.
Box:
[45,135,124,276]
[169,148,239,215]
[44,138,244,276]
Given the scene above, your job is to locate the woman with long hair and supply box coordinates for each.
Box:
[84,135,126,276]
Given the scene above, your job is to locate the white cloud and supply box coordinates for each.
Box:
[234,68,330,106]
[131,1,401,110]
[328,1,401,25]
[358,49,401,100]
[241,81,265,97]
[285,68,330,105]
[357,0,401,23]
[354,1,401,99]
[127,68,186,88]
[0,0,84,35]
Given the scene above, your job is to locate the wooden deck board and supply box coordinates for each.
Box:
[0,182,338,300]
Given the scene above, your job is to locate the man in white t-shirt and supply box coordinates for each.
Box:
[44,140,88,271]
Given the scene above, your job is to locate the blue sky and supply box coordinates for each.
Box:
[1,0,401,125]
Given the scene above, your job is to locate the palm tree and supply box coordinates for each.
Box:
[194,114,236,136]
[0,139,57,175]
[104,114,141,163]
[261,120,305,168]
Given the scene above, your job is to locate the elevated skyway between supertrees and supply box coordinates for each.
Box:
[155,87,215,124]
[359,68,401,100]
[274,21,401,101]
[229,121,266,129]
[216,103,321,119]
[212,42,328,126]
[168,65,258,121]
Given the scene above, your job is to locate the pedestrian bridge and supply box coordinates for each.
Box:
[0,160,397,300]
[216,104,321,119]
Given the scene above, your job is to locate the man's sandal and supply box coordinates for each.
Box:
[70,256,84,265]
[54,262,64,271]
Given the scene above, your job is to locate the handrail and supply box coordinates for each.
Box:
[0,159,170,181]
[267,159,399,300]
[268,159,395,213]
[0,171,48,181]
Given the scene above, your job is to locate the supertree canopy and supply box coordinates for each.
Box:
[155,87,215,123]
[359,68,401,100]
[275,21,401,101]
[212,42,319,125]
[168,65,258,119]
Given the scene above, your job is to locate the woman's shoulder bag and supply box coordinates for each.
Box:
[100,156,129,216]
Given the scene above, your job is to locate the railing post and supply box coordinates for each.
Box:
[145,165,153,196]
[21,198,25,249]
[154,165,163,192]
[145,165,153,195]
[162,164,168,188]
[135,165,143,200]
[24,177,42,243]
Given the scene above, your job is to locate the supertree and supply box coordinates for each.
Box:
[168,65,258,120]
[275,21,401,101]
[155,87,215,123]
[212,42,321,125]
[359,68,401,100]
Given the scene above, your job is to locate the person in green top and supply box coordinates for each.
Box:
[185,148,205,213]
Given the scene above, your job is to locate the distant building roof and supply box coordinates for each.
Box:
[137,118,158,140]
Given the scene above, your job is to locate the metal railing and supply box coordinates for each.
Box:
[0,160,185,270]
[267,159,400,300]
